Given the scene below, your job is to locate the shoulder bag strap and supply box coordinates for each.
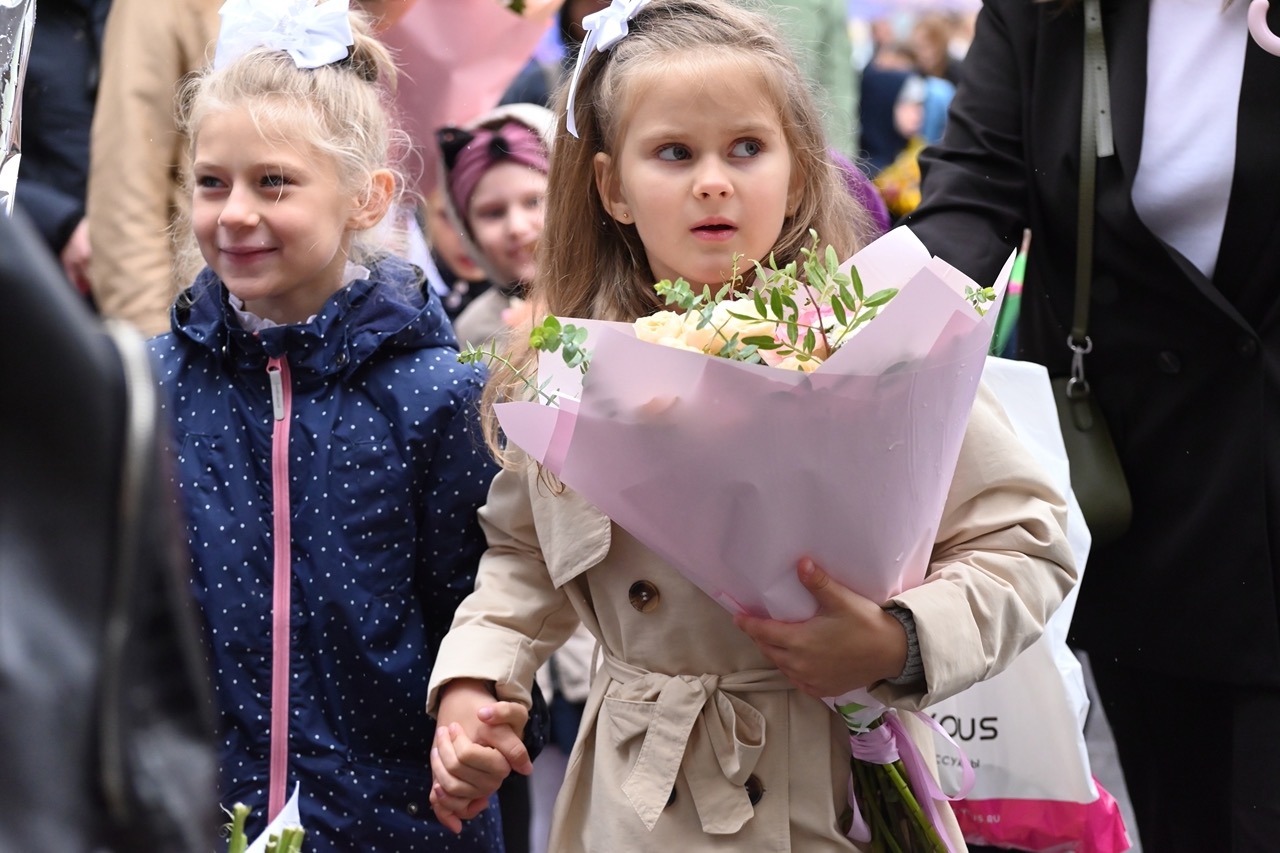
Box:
[1071,0,1115,387]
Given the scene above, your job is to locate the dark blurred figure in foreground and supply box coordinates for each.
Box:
[0,209,218,852]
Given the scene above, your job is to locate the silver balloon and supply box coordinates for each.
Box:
[0,0,36,217]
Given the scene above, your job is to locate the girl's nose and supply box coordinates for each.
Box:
[693,157,733,200]
[218,185,260,228]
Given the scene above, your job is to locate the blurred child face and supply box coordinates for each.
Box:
[192,106,377,324]
[426,187,487,282]
[594,59,799,288]
[466,161,547,286]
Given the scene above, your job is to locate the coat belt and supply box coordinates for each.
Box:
[599,651,796,834]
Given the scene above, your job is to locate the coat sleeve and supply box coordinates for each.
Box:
[903,0,1033,287]
[872,382,1077,709]
[87,0,214,336]
[426,458,585,714]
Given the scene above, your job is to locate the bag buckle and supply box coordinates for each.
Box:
[1066,334,1093,398]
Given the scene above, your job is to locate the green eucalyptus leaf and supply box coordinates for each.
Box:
[864,287,898,307]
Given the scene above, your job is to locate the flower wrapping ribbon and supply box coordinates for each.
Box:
[214,0,353,71]
[564,0,650,137]
[846,710,976,853]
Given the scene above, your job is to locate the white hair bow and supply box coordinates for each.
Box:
[565,0,651,138]
[214,0,353,71]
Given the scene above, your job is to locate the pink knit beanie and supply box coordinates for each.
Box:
[440,121,550,217]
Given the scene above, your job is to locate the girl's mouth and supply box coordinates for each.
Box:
[692,223,737,242]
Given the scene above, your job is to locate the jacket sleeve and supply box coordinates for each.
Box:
[904,0,1033,286]
[427,458,584,715]
[872,382,1077,709]
[87,0,214,336]
[416,374,499,652]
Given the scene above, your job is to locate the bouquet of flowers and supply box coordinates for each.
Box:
[224,786,305,853]
[464,226,1014,852]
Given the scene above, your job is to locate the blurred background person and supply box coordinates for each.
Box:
[14,0,111,302]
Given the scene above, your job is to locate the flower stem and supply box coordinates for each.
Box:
[884,760,949,853]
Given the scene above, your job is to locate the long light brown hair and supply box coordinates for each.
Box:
[481,0,875,462]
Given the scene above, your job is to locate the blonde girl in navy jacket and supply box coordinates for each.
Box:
[147,6,522,850]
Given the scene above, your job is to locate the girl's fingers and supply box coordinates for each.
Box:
[433,724,511,799]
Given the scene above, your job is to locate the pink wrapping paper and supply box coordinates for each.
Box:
[496,227,1015,622]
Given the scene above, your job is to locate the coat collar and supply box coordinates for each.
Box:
[1093,0,1280,330]
[171,257,458,380]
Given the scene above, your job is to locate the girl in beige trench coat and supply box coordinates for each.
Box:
[427,0,1077,849]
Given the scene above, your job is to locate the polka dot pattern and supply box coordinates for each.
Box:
[149,261,502,851]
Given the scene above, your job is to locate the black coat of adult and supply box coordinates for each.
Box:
[906,0,1280,688]
[14,0,112,253]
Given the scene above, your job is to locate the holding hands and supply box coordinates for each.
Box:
[430,679,533,832]
[735,558,910,698]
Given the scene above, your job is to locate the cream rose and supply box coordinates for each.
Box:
[633,311,686,344]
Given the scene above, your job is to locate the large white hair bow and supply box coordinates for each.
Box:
[565,0,650,138]
[214,0,353,71]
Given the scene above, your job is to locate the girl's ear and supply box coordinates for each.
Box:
[348,168,396,231]
[593,152,631,224]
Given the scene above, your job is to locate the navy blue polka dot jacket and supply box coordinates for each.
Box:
[149,257,505,852]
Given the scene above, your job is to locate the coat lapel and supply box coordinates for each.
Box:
[1217,0,1280,328]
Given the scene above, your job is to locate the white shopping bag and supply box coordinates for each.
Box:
[929,357,1095,803]
[924,359,1132,852]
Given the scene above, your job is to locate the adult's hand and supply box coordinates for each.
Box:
[60,217,92,296]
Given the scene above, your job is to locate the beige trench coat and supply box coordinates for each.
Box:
[429,384,1076,851]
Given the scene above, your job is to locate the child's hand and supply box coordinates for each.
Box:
[429,723,511,832]
[430,680,535,832]
[734,558,908,698]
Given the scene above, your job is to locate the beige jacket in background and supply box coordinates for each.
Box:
[429,384,1077,851]
[86,0,220,337]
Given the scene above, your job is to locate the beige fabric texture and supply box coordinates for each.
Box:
[429,383,1076,851]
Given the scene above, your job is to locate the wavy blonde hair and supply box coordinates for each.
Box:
[481,0,874,463]
[174,9,410,284]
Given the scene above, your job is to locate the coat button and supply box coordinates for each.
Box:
[407,801,420,816]
[745,774,766,806]
[1237,337,1259,359]
[1156,350,1181,375]
[628,580,660,613]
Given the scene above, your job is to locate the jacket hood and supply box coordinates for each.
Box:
[437,102,556,287]
[171,256,457,382]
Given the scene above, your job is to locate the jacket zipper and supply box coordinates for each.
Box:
[266,356,293,820]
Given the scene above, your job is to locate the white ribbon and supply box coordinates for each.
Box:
[564,0,650,138]
[214,0,354,71]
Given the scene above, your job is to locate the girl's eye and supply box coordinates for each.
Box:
[524,194,544,211]
[657,144,692,162]
[261,174,288,188]
[475,206,505,222]
[195,175,224,189]
[731,139,762,157]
